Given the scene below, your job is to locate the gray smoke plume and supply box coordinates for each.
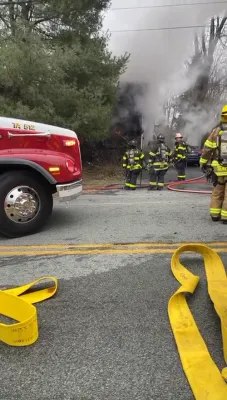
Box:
[106,0,226,145]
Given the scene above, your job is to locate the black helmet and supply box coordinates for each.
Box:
[128,139,137,148]
[157,134,165,143]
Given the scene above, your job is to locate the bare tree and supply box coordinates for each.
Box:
[165,16,227,140]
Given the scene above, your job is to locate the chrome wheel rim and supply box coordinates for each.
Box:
[4,186,40,224]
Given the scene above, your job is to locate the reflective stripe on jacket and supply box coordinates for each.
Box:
[173,140,188,161]
[200,126,227,176]
[122,149,145,170]
[200,127,219,166]
[149,144,171,170]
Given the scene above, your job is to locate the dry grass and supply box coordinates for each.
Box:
[83,164,124,187]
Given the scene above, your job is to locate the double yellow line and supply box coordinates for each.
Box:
[0,241,226,257]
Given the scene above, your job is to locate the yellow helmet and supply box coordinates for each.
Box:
[221,105,227,122]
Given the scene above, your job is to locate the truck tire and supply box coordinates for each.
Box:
[0,171,53,238]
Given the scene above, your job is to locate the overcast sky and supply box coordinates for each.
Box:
[102,0,226,87]
[102,1,226,141]
[102,0,226,55]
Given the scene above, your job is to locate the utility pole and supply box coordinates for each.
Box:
[140,122,144,187]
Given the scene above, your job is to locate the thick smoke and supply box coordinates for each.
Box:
[105,0,226,145]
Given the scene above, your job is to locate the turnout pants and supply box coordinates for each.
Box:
[149,168,167,190]
[175,160,186,180]
[125,169,141,190]
[210,176,227,221]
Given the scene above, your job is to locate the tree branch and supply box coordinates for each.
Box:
[33,16,57,26]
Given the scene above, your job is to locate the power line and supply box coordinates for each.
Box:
[109,25,206,33]
[0,1,40,5]
[0,0,226,7]
[0,0,226,8]
[110,1,227,11]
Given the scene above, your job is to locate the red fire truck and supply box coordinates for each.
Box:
[0,117,82,238]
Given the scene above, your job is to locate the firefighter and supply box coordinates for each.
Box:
[172,133,189,181]
[122,139,145,190]
[148,133,171,190]
[200,105,227,223]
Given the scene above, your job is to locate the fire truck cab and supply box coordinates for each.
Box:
[0,117,82,238]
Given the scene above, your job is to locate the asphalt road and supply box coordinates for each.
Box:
[141,164,201,184]
[1,166,227,400]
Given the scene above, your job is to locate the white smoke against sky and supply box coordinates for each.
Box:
[103,0,226,144]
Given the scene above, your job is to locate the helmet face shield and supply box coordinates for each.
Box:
[157,134,165,142]
[175,133,182,141]
[128,140,137,148]
[222,105,227,114]
[221,105,227,123]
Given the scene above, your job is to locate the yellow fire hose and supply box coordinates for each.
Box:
[1,244,227,399]
[169,244,227,399]
[0,276,57,346]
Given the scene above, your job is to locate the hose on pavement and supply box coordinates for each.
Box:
[0,277,58,346]
[84,181,149,191]
[169,244,227,399]
[167,174,212,194]
[85,174,213,194]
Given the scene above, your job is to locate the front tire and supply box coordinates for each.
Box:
[0,171,53,238]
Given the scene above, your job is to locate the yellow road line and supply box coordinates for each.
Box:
[0,241,226,250]
[0,247,227,257]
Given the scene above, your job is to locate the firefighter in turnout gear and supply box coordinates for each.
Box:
[122,139,145,190]
[172,133,189,180]
[200,105,227,223]
[148,134,171,190]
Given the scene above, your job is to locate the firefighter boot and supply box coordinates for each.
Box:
[211,216,220,222]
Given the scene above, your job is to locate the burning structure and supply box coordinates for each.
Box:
[110,82,145,142]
